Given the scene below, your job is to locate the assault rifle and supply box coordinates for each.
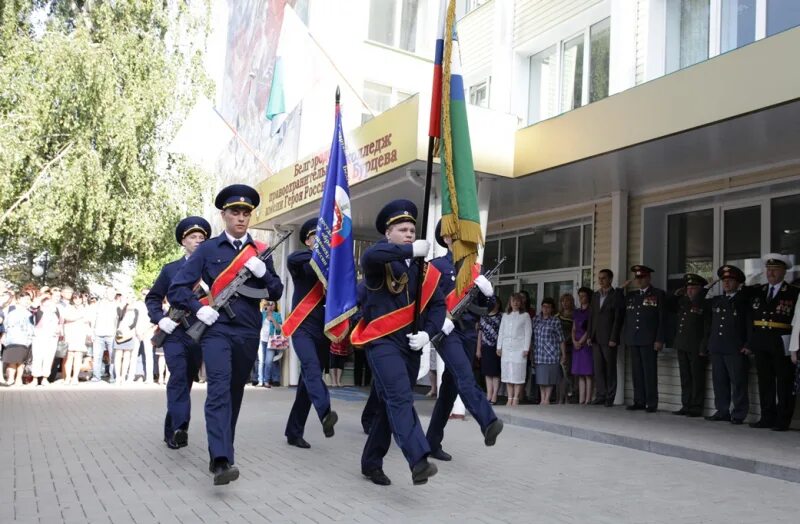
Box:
[429,256,506,349]
[150,307,190,348]
[185,231,292,343]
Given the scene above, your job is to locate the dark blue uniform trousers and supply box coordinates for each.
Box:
[285,331,331,439]
[362,341,430,471]
[201,326,259,463]
[361,384,381,434]
[162,331,203,440]
[426,330,497,452]
[630,345,659,408]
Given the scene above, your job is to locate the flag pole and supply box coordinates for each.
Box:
[412,138,435,334]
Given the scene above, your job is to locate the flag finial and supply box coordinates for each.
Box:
[335,86,340,106]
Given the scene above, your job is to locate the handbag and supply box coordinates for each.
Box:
[268,335,289,350]
[55,339,69,359]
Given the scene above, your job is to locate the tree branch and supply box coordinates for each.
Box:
[0,141,75,227]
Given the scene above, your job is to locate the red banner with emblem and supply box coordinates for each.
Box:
[350,264,442,346]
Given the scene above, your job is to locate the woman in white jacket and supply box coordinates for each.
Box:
[497,293,532,406]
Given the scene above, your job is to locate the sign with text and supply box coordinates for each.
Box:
[255,96,419,222]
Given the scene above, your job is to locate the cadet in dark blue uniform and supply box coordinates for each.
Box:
[425,220,503,461]
[352,200,445,487]
[745,254,799,431]
[622,265,666,412]
[168,185,283,485]
[284,218,338,448]
[146,216,211,449]
[667,273,710,417]
[353,280,381,435]
[705,265,752,424]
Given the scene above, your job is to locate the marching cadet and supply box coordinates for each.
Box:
[282,218,338,449]
[705,265,752,425]
[745,254,798,431]
[425,220,503,462]
[168,184,283,485]
[350,199,445,487]
[623,265,666,413]
[145,216,211,450]
[353,279,381,435]
[667,273,710,418]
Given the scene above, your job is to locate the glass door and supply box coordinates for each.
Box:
[721,203,763,283]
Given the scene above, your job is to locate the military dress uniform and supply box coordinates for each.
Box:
[284,218,337,448]
[668,274,710,417]
[352,200,445,486]
[425,220,502,460]
[168,185,283,484]
[353,280,381,435]
[706,265,752,424]
[745,255,799,431]
[623,265,666,412]
[145,216,211,449]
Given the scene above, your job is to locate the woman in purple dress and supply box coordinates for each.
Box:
[571,287,594,404]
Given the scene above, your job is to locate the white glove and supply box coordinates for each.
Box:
[244,257,267,278]
[196,306,219,326]
[407,331,430,351]
[412,239,430,258]
[475,275,493,297]
[158,317,179,334]
[441,318,455,335]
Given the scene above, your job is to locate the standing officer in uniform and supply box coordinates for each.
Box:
[168,184,283,485]
[705,265,752,424]
[425,220,503,462]
[623,265,666,412]
[146,216,211,449]
[668,273,710,417]
[745,254,798,431]
[350,199,445,487]
[283,218,338,449]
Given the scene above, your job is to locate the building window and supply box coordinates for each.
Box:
[361,82,412,124]
[667,209,714,291]
[767,0,800,36]
[468,79,490,108]
[666,0,711,73]
[720,0,756,53]
[770,194,800,267]
[368,0,421,53]
[724,205,761,275]
[518,225,582,273]
[527,17,611,125]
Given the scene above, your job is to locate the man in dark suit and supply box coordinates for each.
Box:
[745,254,799,431]
[705,265,752,425]
[668,273,710,417]
[622,265,666,413]
[587,269,624,407]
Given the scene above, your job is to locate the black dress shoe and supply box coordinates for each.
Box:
[730,418,744,425]
[771,425,789,432]
[211,460,239,486]
[645,407,657,413]
[429,448,452,461]
[704,412,730,422]
[322,411,338,438]
[685,411,703,418]
[362,468,391,486]
[172,429,188,448]
[483,419,504,447]
[748,419,774,429]
[604,399,614,407]
[590,398,606,406]
[672,408,688,416]
[165,437,181,450]
[626,404,645,411]
[287,437,311,449]
[411,459,438,485]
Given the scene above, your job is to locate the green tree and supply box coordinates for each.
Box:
[0,0,213,289]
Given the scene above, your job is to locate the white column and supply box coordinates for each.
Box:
[610,190,628,405]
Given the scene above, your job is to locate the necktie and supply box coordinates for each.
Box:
[233,239,242,251]
[768,286,776,301]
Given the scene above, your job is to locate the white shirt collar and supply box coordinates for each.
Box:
[225,231,248,247]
